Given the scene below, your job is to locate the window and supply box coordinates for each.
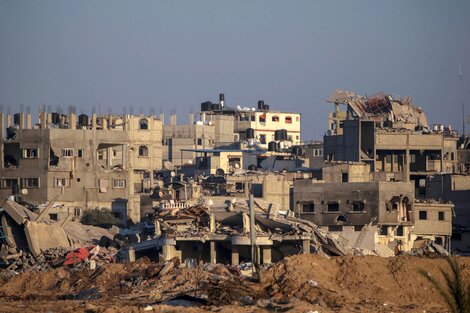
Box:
[438,211,445,221]
[97,150,104,160]
[272,115,279,122]
[302,202,315,213]
[49,214,58,221]
[351,201,365,212]
[78,149,83,158]
[395,226,404,237]
[327,201,340,212]
[379,226,388,236]
[62,148,74,157]
[285,116,292,124]
[74,208,81,217]
[328,225,343,232]
[235,182,245,192]
[250,115,255,121]
[138,146,148,156]
[196,138,203,146]
[296,116,300,122]
[353,225,363,231]
[139,118,148,129]
[259,115,266,123]
[259,134,266,144]
[419,210,427,220]
[1,178,18,189]
[113,179,126,188]
[342,173,349,182]
[55,178,70,187]
[252,183,263,198]
[20,178,39,188]
[23,148,38,159]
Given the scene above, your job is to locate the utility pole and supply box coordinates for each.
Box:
[249,192,257,275]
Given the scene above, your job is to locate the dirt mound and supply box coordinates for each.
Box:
[1,254,469,312]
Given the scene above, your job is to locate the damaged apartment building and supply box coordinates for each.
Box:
[0,108,163,224]
[323,89,459,196]
[294,162,453,254]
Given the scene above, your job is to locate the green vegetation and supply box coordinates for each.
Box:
[420,257,470,313]
[80,208,121,228]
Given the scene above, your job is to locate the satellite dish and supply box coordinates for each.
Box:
[21,189,28,195]
[170,171,176,177]
[234,163,240,169]
[187,159,193,165]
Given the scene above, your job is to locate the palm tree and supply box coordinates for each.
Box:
[419,257,470,313]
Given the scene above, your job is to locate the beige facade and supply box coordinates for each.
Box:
[0,111,162,224]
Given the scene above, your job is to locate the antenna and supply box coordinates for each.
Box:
[460,64,465,136]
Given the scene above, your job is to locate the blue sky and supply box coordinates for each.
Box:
[1,1,469,139]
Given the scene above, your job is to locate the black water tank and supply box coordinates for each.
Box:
[13,113,20,125]
[292,146,303,156]
[219,93,225,101]
[248,165,257,171]
[281,129,288,140]
[6,126,16,139]
[78,114,89,127]
[384,120,393,128]
[246,128,255,139]
[274,130,282,141]
[215,168,225,176]
[212,103,222,111]
[258,100,264,110]
[12,184,20,195]
[201,101,212,111]
[51,112,60,124]
[268,141,278,151]
[263,104,270,111]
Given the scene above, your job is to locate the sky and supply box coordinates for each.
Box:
[1,1,469,140]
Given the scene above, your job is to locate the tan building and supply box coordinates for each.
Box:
[0,110,162,224]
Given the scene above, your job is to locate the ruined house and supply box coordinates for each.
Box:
[0,110,162,224]
[323,89,459,196]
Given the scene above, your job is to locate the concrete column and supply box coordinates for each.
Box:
[6,113,11,127]
[159,113,164,125]
[262,246,272,264]
[102,117,108,129]
[210,241,217,264]
[231,246,239,266]
[125,247,135,263]
[0,113,4,139]
[209,213,216,233]
[91,113,97,130]
[69,113,76,129]
[26,113,32,129]
[404,149,410,182]
[39,111,46,129]
[47,113,52,128]
[162,244,177,261]
[170,113,177,126]
[18,113,24,130]
[154,220,161,236]
[189,113,194,125]
[302,240,310,254]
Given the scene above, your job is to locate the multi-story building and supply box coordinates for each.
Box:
[0,110,162,224]
[323,89,459,196]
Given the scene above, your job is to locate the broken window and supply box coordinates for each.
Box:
[235,182,245,192]
[113,179,126,188]
[252,183,263,198]
[419,210,427,220]
[342,173,348,182]
[20,178,39,188]
[138,146,148,156]
[285,116,292,124]
[327,201,340,212]
[438,211,445,221]
[196,138,203,146]
[49,148,59,166]
[379,226,388,236]
[78,149,84,158]
[272,115,279,122]
[302,202,315,213]
[23,148,38,159]
[353,225,363,231]
[49,213,58,221]
[1,178,18,189]
[62,148,74,157]
[259,134,266,144]
[351,201,365,212]
[55,178,70,187]
[259,114,266,123]
[395,226,404,237]
[328,225,343,232]
[74,208,81,217]
[139,118,149,129]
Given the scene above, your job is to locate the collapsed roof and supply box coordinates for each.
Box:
[327,89,428,128]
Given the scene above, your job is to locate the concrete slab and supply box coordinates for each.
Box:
[2,200,38,225]
[24,221,71,257]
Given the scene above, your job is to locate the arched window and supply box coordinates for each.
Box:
[139,118,148,130]
[138,146,148,156]
[285,116,292,124]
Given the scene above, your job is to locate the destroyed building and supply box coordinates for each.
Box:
[0,109,163,223]
[293,162,453,253]
[323,89,459,196]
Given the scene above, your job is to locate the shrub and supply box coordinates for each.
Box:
[80,208,121,228]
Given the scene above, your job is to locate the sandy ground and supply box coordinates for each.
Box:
[0,254,468,313]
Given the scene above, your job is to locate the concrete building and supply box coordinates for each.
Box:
[301,141,324,169]
[323,90,459,197]
[0,110,163,224]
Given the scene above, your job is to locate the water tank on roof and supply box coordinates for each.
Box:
[268,141,278,151]
[258,100,264,110]
[51,113,60,124]
[292,146,303,156]
[246,128,255,139]
[78,114,89,127]
[201,101,212,111]
[263,104,269,111]
[275,129,287,141]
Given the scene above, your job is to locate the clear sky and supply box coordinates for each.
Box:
[1,1,469,140]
